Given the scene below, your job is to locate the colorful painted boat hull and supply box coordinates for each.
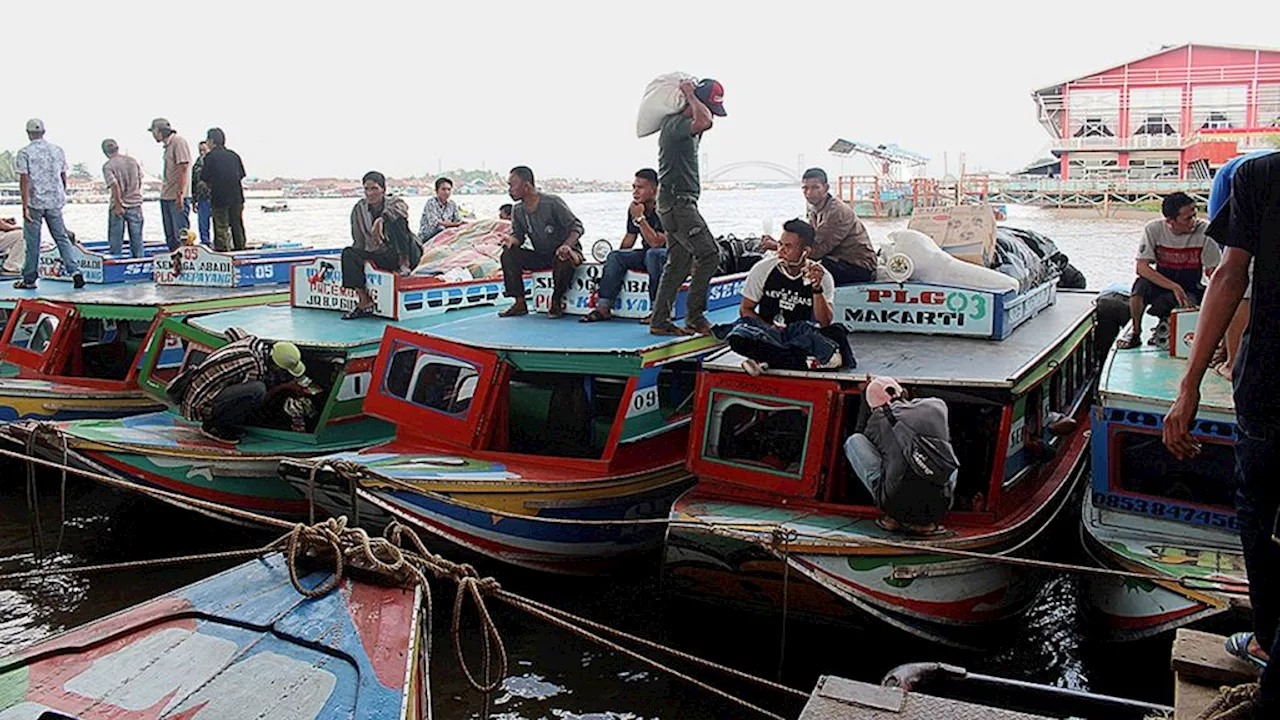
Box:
[154,244,342,288]
[0,379,163,423]
[284,454,695,575]
[0,553,425,719]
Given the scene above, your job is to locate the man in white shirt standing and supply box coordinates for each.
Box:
[15,119,81,289]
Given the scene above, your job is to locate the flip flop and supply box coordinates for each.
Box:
[1225,632,1268,670]
[650,323,691,337]
[685,319,714,336]
[639,314,652,325]
[341,305,376,320]
[547,301,567,319]
[498,305,529,318]
[12,281,36,290]
[1115,333,1141,350]
[579,309,611,323]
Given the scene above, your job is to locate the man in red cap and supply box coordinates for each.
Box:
[649,78,726,337]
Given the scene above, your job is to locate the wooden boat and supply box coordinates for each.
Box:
[1079,338,1246,641]
[0,552,427,718]
[261,199,291,212]
[0,283,287,423]
[276,289,745,574]
[663,284,1099,646]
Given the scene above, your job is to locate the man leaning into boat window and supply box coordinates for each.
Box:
[844,377,957,535]
[761,168,876,285]
[341,171,423,320]
[711,219,853,376]
[497,165,584,318]
[1116,192,1219,349]
[580,168,666,323]
[168,330,318,444]
[419,176,464,243]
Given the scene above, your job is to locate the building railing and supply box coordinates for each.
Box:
[978,178,1212,194]
[1050,134,1187,151]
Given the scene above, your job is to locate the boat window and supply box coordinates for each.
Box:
[81,319,153,381]
[505,371,624,459]
[382,343,480,417]
[9,310,59,355]
[148,330,212,386]
[0,308,9,338]
[703,391,808,477]
[1115,430,1234,511]
[657,361,699,420]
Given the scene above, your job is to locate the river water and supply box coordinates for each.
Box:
[1,190,1171,719]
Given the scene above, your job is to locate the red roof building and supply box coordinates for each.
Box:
[1033,44,1280,180]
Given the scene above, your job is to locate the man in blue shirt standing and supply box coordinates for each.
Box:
[14,119,81,289]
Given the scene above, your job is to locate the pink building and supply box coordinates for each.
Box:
[1033,44,1280,180]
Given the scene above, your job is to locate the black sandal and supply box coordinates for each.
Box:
[579,309,611,323]
[12,280,36,290]
[341,305,376,320]
[1115,333,1141,350]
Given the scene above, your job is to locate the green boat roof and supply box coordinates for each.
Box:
[704,290,1097,389]
[0,283,288,319]
[1100,344,1235,417]
[190,304,500,350]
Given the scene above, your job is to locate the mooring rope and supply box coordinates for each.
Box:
[1196,682,1259,720]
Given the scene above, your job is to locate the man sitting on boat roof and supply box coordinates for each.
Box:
[498,165,584,318]
[168,329,318,444]
[844,377,958,535]
[1117,192,1219,349]
[581,168,666,323]
[341,171,422,320]
[712,218,852,376]
[761,167,876,285]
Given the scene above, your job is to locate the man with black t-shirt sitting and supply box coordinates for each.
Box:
[713,218,851,376]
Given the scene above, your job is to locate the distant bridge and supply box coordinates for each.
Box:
[705,158,803,184]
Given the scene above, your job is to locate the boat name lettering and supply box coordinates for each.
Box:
[864,288,988,319]
[707,279,747,303]
[1091,491,1238,531]
[843,308,967,327]
[425,283,503,309]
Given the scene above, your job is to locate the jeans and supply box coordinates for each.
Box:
[1233,415,1280,715]
[844,433,882,499]
[597,247,667,309]
[196,198,212,245]
[820,256,875,285]
[652,197,718,328]
[108,206,145,257]
[159,198,190,250]
[716,316,840,370]
[22,206,77,284]
[212,203,247,251]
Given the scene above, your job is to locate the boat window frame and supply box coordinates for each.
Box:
[0,300,77,375]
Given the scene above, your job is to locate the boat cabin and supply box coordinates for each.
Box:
[355,312,725,468]
[0,284,287,420]
[686,290,1099,527]
[1091,344,1237,531]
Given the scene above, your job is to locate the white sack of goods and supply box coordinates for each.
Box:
[636,72,696,138]
[880,229,1020,293]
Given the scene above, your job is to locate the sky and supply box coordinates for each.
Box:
[5,0,1278,183]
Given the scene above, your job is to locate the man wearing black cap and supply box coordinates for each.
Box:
[649,78,726,337]
[1165,150,1280,719]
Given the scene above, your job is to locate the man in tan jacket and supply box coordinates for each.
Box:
[764,167,877,284]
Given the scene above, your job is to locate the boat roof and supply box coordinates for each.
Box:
[191,303,499,350]
[415,306,738,357]
[0,282,285,307]
[1099,344,1235,416]
[705,290,1096,389]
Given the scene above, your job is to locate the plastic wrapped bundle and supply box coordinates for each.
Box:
[414,219,511,279]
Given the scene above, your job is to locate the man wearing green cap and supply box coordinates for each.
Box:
[169,327,315,443]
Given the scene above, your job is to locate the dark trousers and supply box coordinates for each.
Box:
[341,245,400,290]
[652,197,719,327]
[206,380,266,431]
[212,202,247,251]
[1131,276,1203,320]
[820,256,875,285]
[501,246,576,306]
[1234,415,1280,714]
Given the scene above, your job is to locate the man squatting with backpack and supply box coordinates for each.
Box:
[844,376,960,534]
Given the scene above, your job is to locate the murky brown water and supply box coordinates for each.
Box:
[2,192,1171,718]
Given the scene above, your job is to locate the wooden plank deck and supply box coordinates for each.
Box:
[799,676,1051,720]
[1171,629,1260,719]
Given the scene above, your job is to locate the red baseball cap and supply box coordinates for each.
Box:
[695,79,727,117]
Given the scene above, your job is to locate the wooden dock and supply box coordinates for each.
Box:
[798,675,1051,720]
[1171,629,1260,719]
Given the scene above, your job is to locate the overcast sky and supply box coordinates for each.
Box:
[5,0,1277,182]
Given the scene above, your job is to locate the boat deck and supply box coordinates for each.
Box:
[705,291,1095,388]
[0,282,286,307]
[191,303,499,349]
[415,305,741,355]
[1100,344,1234,415]
[799,676,1051,719]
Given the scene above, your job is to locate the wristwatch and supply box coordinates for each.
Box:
[812,286,824,294]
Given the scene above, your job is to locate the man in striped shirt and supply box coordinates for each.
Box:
[173,328,311,444]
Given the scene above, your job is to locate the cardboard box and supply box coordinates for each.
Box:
[907,205,997,267]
